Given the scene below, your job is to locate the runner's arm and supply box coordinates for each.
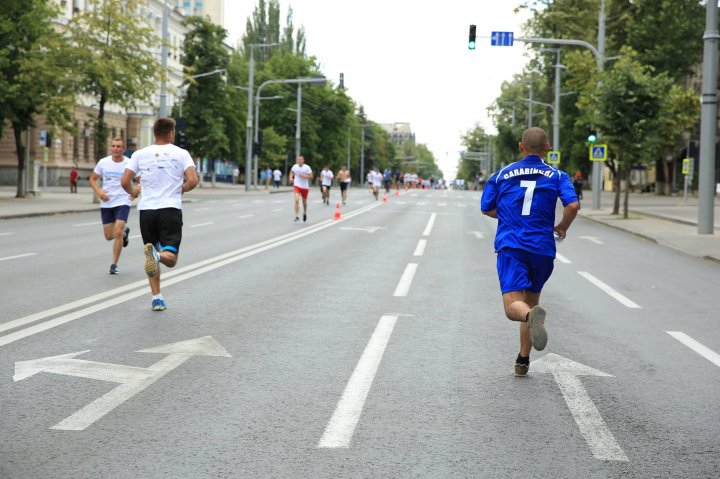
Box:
[554,201,580,239]
[89,172,109,202]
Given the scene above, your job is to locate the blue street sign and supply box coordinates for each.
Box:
[589,144,608,162]
[491,31,514,47]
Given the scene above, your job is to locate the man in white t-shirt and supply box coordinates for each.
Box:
[272,168,282,188]
[320,165,334,205]
[370,168,383,200]
[90,137,137,275]
[121,118,198,311]
[289,155,313,222]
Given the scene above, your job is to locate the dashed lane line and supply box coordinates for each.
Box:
[577,271,641,309]
[393,263,418,297]
[422,213,437,236]
[413,239,427,257]
[318,314,399,448]
[666,331,720,368]
[555,253,572,264]
[0,253,37,262]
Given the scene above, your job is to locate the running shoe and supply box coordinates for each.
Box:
[294,217,300,223]
[143,243,159,277]
[527,305,548,351]
[303,213,307,222]
[109,263,118,275]
[151,298,167,311]
[123,226,130,247]
[514,355,529,377]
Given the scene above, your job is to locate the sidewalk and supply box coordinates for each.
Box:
[578,191,720,264]
[1,184,719,264]
[0,182,293,219]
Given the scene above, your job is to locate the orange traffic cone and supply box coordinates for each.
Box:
[333,202,342,220]
[382,192,388,203]
[394,189,399,197]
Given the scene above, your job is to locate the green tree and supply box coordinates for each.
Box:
[0,0,76,197]
[596,49,662,217]
[458,124,494,184]
[180,15,230,180]
[68,0,162,163]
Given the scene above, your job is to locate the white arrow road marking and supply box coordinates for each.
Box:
[339,226,384,234]
[555,253,572,264]
[14,336,230,431]
[190,222,214,228]
[577,272,641,309]
[393,263,418,297]
[666,331,720,367]
[0,253,36,262]
[422,213,437,236]
[469,231,484,239]
[318,315,398,448]
[532,353,628,462]
[413,239,427,257]
[579,236,604,245]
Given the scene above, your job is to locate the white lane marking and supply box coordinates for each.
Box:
[272,208,282,213]
[469,231,484,239]
[238,214,254,219]
[417,202,426,206]
[0,202,383,347]
[438,202,447,207]
[577,272,641,309]
[422,213,437,236]
[396,201,406,205]
[456,203,467,208]
[666,331,720,367]
[579,236,604,245]
[555,253,572,264]
[393,263,418,297]
[0,232,14,236]
[532,354,628,462]
[0,253,37,262]
[339,226,383,234]
[129,234,142,239]
[318,315,398,448]
[194,207,210,212]
[73,221,101,227]
[413,239,427,257]
[190,222,214,228]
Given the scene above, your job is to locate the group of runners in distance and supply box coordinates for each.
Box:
[91,120,578,378]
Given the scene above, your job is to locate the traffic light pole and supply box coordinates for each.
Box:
[698,0,718,234]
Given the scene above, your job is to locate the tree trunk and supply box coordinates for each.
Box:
[13,125,26,198]
[660,156,672,196]
[95,92,107,163]
[623,164,631,219]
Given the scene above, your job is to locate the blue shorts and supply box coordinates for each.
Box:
[100,205,131,225]
[496,247,554,294]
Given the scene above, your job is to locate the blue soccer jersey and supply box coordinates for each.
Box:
[480,155,578,257]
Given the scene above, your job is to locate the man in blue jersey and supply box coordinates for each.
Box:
[481,127,579,377]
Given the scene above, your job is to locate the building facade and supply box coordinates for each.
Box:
[380,122,415,147]
[0,0,225,189]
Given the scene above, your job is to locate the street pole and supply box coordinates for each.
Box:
[527,82,533,129]
[295,83,302,159]
[698,0,718,234]
[158,0,169,117]
[591,0,606,210]
[347,126,351,171]
[553,50,561,152]
[360,127,365,186]
[244,46,255,191]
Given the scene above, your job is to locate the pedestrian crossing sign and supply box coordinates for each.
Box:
[589,144,607,162]
[547,151,561,164]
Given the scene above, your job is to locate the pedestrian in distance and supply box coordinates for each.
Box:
[289,155,313,223]
[89,137,137,275]
[232,166,240,185]
[265,167,272,189]
[320,165,334,205]
[272,167,282,188]
[121,117,198,312]
[69,166,79,193]
[480,127,580,377]
[370,167,383,200]
[337,165,351,205]
[573,171,584,200]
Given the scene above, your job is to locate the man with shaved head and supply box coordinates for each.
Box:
[481,127,579,377]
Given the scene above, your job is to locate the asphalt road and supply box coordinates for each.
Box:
[0,188,718,478]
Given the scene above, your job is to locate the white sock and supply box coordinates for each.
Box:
[152,294,163,301]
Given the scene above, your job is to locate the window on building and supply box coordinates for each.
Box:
[73,122,79,160]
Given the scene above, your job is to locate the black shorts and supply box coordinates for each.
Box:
[139,208,183,254]
[340,182,348,192]
[100,205,130,224]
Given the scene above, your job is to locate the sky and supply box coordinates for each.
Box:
[223,1,533,179]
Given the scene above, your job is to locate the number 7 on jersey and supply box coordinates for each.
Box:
[520,180,536,215]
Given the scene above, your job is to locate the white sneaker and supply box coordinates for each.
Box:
[527,306,547,351]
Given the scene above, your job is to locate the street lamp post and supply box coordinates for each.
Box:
[245,43,279,191]
[251,95,283,188]
[158,0,169,117]
[698,0,718,234]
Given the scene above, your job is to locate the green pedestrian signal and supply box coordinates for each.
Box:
[468,25,477,50]
[587,130,598,142]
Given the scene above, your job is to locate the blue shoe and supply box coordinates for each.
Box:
[143,243,159,277]
[151,298,167,311]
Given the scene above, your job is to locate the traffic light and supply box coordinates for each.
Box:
[587,130,598,143]
[468,25,477,50]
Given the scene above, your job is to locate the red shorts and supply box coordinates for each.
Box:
[294,186,309,199]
